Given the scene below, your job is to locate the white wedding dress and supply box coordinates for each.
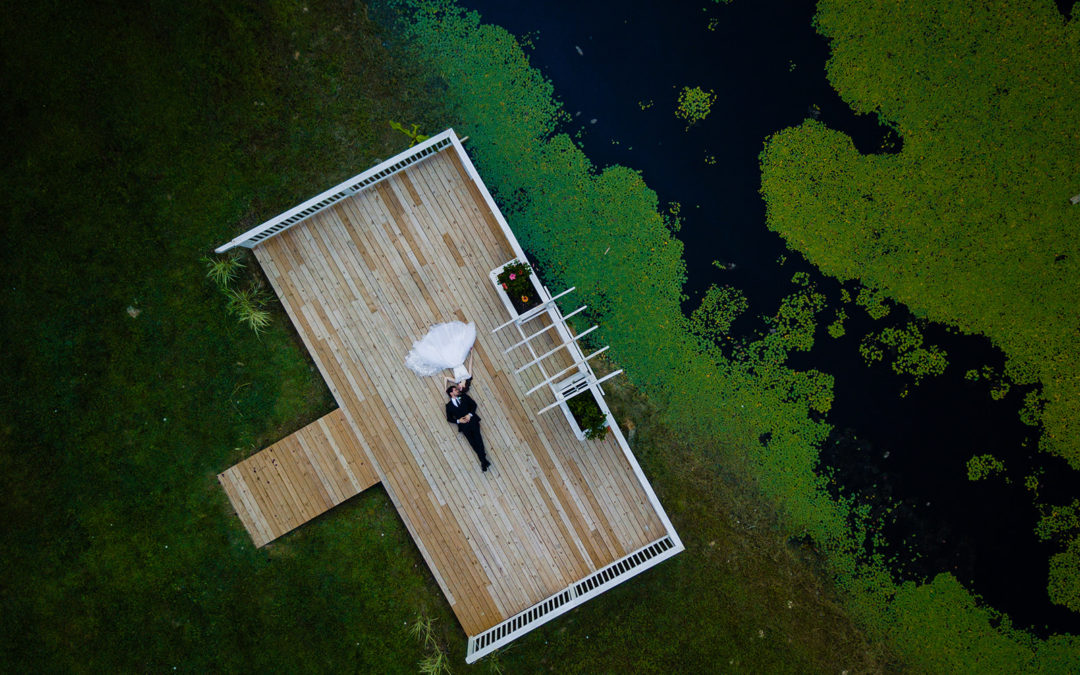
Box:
[404,321,476,381]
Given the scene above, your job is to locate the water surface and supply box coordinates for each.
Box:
[460,0,1080,635]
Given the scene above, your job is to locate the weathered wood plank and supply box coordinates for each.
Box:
[222,146,668,635]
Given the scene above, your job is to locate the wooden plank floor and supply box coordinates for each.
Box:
[218,409,380,547]
[252,147,665,635]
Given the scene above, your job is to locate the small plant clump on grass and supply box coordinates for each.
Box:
[203,252,244,289]
[483,647,507,674]
[203,253,273,335]
[226,285,272,334]
[389,120,430,146]
[409,611,451,675]
[675,85,716,129]
[418,651,451,675]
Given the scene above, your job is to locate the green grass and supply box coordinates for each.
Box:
[0,0,451,670]
[0,0,893,671]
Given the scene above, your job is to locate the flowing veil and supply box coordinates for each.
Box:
[404,321,477,378]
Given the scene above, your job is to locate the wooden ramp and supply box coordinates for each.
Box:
[218,409,380,546]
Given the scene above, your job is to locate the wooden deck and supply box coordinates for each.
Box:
[218,409,379,547]
[248,145,667,636]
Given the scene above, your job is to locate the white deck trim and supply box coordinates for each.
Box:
[221,130,683,661]
[215,130,456,252]
[465,535,682,663]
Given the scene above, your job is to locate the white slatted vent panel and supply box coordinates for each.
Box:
[467,536,676,661]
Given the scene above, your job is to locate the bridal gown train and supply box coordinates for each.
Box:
[404,321,476,380]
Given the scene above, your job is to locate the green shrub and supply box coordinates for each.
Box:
[567,393,608,440]
[202,253,244,290]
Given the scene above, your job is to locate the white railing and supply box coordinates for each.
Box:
[215,130,456,253]
[465,536,680,663]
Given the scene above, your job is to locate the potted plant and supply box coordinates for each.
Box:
[496,261,541,315]
[567,393,609,441]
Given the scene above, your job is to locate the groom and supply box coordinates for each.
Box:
[445,379,491,472]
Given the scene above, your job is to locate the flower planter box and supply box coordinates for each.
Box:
[489,259,544,318]
[489,259,609,441]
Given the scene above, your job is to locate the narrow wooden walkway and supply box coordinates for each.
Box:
[218,409,379,547]
[250,146,665,636]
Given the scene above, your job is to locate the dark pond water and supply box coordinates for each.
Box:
[459,0,1080,636]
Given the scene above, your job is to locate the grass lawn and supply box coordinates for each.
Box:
[0,1,887,671]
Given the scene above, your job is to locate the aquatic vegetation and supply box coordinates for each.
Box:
[760,0,1080,470]
[390,0,1079,670]
[859,323,948,384]
[827,309,847,338]
[1036,500,1080,542]
[1037,501,1080,613]
[760,1,1080,658]
[675,86,717,129]
[689,284,748,341]
[1049,539,1080,613]
[664,201,683,233]
[854,286,890,320]
[966,453,1006,481]
[759,275,827,354]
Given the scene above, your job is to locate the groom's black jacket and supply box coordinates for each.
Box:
[446,394,480,429]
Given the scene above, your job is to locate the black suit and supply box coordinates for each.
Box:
[446,393,488,468]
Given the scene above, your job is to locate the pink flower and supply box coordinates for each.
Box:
[509,273,517,280]
[502,283,508,290]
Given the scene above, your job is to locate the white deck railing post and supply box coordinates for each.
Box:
[513,326,598,374]
[524,346,610,396]
[503,306,587,354]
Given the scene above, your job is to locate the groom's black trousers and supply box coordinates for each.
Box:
[459,419,488,465]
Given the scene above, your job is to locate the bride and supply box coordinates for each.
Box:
[404,321,476,383]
